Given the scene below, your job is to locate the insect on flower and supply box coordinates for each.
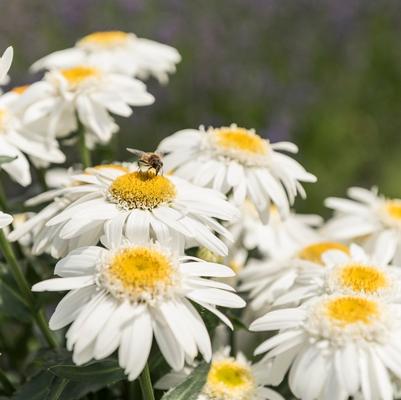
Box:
[127,148,164,175]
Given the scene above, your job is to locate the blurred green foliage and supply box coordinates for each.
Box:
[1,0,401,214]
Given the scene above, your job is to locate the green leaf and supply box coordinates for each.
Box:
[161,362,210,400]
[12,371,55,400]
[35,349,73,368]
[16,350,127,400]
[0,155,17,165]
[49,359,125,383]
[58,381,114,400]
[0,277,31,321]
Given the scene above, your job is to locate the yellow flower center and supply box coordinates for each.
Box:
[213,126,269,155]
[78,31,130,48]
[102,247,174,302]
[325,296,379,325]
[60,66,100,87]
[298,242,349,265]
[385,200,401,221]
[205,359,255,400]
[109,171,176,210]
[338,263,388,294]
[11,84,30,94]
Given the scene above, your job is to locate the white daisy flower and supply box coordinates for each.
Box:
[32,233,245,380]
[21,65,154,144]
[158,124,316,218]
[275,243,401,307]
[31,31,181,83]
[0,211,12,229]
[323,186,401,264]
[0,88,66,186]
[156,347,284,400]
[250,294,401,400]
[240,241,350,311]
[239,203,322,257]
[10,166,239,258]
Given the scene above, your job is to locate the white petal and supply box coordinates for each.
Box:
[180,261,235,278]
[371,230,398,265]
[254,330,304,356]
[54,246,105,277]
[335,343,360,395]
[32,276,95,292]
[73,296,118,353]
[119,309,153,381]
[102,212,129,249]
[250,309,306,331]
[153,309,185,371]
[94,302,141,360]
[0,47,13,81]
[180,299,212,362]
[186,288,245,308]
[0,212,12,228]
[49,286,96,330]
[159,301,197,360]
[125,209,150,243]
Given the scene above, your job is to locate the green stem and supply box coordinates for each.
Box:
[229,328,236,356]
[0,368,15,395]
[0,178,8,212]
[127,380,138,398]
[49,378,68,400]
[0,230,32,298]
[77,120,91,168]
[36,309,58,349]
[0,229,58,349]
[138,364,155,400]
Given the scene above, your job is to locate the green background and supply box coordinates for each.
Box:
[2,0,401,214]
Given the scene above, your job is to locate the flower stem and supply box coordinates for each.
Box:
[0,229,58,348]
[36,308,58,349]
[77,120,91,169]
[126,381,138,398]
[138,364,155,400]
[0,177,9,212]
[0,368,15,395]
[229,328,236,356]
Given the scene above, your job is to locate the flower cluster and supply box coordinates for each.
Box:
[1,30,400,400]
